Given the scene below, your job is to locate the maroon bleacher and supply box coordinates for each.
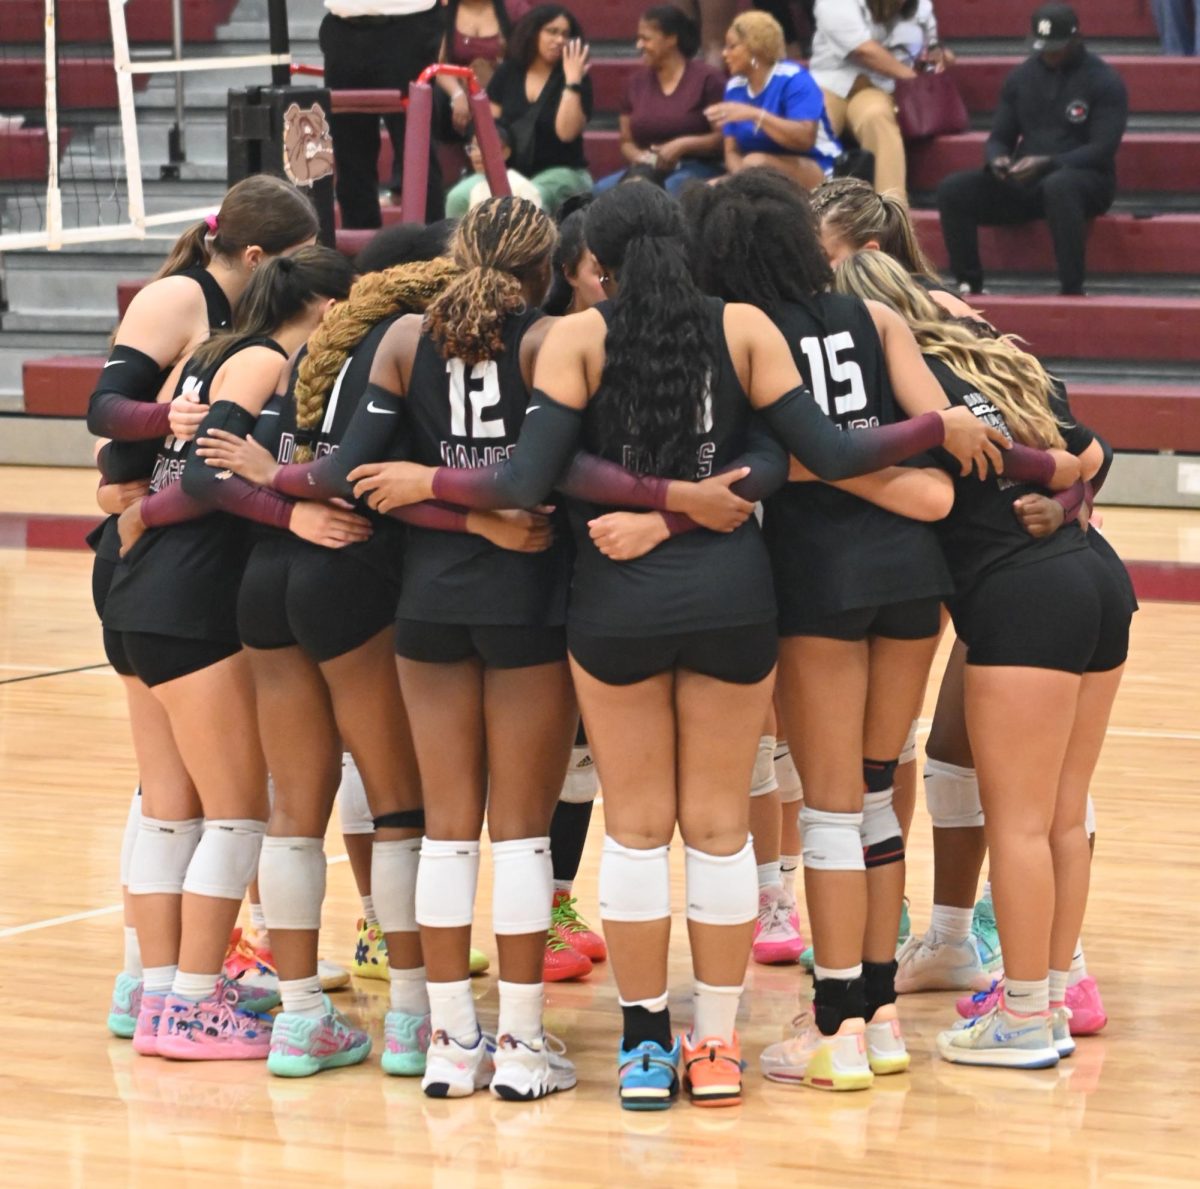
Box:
[937,0,1158,40]
[0,128,73,182]
[8,0,239,44]
[22,356,105,417]
[0,59,151,111]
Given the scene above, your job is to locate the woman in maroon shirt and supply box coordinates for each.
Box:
[438,0,519,136]
[595,6,727,195]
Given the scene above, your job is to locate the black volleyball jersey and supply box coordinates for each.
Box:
[567,297,776,637]
[761,294,952,619]
[397,308,570,626]
[90,267,234,563]
[251,316,407,587]
[103,335,287,642]
[924,355,1087,598]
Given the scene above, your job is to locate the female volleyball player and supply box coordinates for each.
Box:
[104,247,359,1060]
[835,250,1130,1068]
[87,176,320,1038]
[343,184,1006,1108]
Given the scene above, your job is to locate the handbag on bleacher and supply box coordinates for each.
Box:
[893,67,969,141]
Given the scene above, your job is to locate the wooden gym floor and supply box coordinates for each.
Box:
[1,467,1197,1188]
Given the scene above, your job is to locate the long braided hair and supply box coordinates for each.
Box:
[291,257,460,460]
[424,196,557,366]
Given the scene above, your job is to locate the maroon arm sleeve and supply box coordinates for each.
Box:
[1000,442,1058,487]
[386,501,470,533]
[141,474,295,531]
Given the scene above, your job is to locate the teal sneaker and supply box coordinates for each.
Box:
[381,1009,431,1077]
[618,1037,681,1111]
[937,1006,1058,1069]
[266,999,371,1078]
[107,972,142,1038]
[799,945,814,972]
[971,897,1003,973]
[898,898,912,948]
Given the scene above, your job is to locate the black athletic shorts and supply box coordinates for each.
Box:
[237,537,396,663]
[394,619,568,669]
[951,547,1130,674]
[93,555,137,677]
[121,631,241,687]
[780,596,943,642]
[568,621,778,686]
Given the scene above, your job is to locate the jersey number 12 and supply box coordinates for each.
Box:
[447,359,505,439]
[799,332,867,417]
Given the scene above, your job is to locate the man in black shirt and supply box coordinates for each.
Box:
[935,4,1128,296]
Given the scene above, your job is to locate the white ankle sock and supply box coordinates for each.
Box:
[143,964,177,995]
[814,963,862,982]
[553,879,573,896]
[497,980,544,1043]
[779,854,800,895]
[1069,941,1088,985]
[1003,977,1049,1015]
[692,982,742,1044]
[427,978,477,1043]
[389,966,430,1015]
[123,926,143,979]
[172,970,220,1002]
[980,880,993,905]
[361,894,379,928]
[1048,969,1069,1005]
[930,904,973,945]
[619,990,669,1014]
[756,861,781,890]
[250,902,268,933]
[280,975,325,1019]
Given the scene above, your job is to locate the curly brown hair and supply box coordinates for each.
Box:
[291,257,460,460]
[424,196,557,366]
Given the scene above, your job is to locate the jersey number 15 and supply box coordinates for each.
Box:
[447,359,505,439]
[798,332,867,418]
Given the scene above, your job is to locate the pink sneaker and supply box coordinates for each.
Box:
[132,993,166,1057]
[752,886,805,965]
[1064,976,1107,1035]
[956,977,1002,1020]
[156,982,273,1060]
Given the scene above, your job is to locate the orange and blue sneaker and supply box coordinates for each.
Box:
[132,992,166,1057]
[382,1010,432,1077]
[267,998,371,1077]
[156,981,273,1061]
[222,926,280,1012]
[618,1037,681,1111]
[543,929,592,982]
[681,1032,745,1107]
[551,890,607,962]
[108,973,142,1039]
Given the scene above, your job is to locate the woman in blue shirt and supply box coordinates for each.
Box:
[705,11,841,190]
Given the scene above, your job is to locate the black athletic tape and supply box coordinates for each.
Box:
[373,809,426,831]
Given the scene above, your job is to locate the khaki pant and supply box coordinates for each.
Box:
[822,79,907,204]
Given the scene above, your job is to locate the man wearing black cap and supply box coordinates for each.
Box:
[936,4,1128,296]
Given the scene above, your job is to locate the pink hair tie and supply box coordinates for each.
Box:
[205,213,219,233]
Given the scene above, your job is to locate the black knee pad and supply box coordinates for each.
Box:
[862,758,898,793]
[373,809,426,831]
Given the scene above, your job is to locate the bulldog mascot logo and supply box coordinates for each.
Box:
[282,102,335,187]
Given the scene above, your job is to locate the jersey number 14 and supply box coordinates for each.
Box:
[799,332,867,418]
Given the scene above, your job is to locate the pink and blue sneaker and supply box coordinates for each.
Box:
[956,975,1107,1037]
[108,972,143,1039]
[156,981,273,1060]
[132,992,166,1057]
[267,999,371,1078]
[381,1010,432,1077]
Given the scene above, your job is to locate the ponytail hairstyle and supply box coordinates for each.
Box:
[152,175,320,281]
[188,245,354,373]
[292,257,461,458]
[424,196,557,366]
[585,182,716,480]
[833,250,1065,449]
[811,176,939,281]
[683,166,832,312]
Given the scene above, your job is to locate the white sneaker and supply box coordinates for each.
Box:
[317,958,350,991]
[865,1003,910,1075]
[895,931,990,993]
[937,1006,1059,1069]
[422,1029,495,1098]
[760,1015,873,1091]
[491,1032,577,1101]
[1051,1006,1076,1058]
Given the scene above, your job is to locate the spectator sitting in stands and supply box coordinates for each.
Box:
[444,126,544,216]
[937,3,1128,297]
[595,7,726,195]
[1151,0,1198,56]
[437,0,516,140]
[705,11,841,190]
[887,0,954,72]
[809,0,948,203]
[486,5,594,214]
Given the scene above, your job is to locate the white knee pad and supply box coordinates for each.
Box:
[415,838,480,929]
[924,758,984,829]
[774,743,804,804]
[128,815,203,895]
[257,836,326,930]
[598,836,671,922]
[371,837,422,933]
[861,790,904,868]
[1085,793,1096,839]
[899,718,919,766]
[801,808,865,872]
[750,735,779,797]
[560,745,599,804]
[182,819,266,901]
[684,840,758,926]
[492,836,554,935]
[336,753,374,835]
[119,787,142,888]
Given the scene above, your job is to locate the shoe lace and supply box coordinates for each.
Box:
[551,895,589,933]
[971,978,1002,1005]
[545,927,578,953]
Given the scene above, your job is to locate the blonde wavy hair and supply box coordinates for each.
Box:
[729,10,786,64]
[834,250,1066,449]
[425,196,557,366]
[291,256,460,460]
